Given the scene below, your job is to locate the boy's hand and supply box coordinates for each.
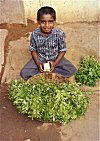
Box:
[37,62,44,72]
[49,61,56,72]
[39,63,44,72]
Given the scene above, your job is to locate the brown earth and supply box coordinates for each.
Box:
[0,82,99,141]
[0,21,99,83]
[0,21,100,141]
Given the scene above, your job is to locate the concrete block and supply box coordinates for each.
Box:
[0,29,8,72]
[0,0,27,25]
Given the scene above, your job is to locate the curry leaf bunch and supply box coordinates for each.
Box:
[9,78,89,124]
[75,56,100,87]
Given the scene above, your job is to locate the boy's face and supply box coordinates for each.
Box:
[38,14,55,35]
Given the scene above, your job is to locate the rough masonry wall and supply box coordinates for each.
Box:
[0,0,26,25]
[23,0,99,23]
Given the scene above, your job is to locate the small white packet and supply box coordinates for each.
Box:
[43,62,50,72]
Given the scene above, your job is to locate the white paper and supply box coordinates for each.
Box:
[43,62,50,72]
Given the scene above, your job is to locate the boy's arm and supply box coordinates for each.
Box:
[50,51,66,72]
[31,51,44,72]
[29,33,43,72]
[50,31,67,72]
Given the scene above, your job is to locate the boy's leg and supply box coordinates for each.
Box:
[20,58,40,80]
[54,57,77,78]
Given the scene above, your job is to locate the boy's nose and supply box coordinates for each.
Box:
[45,22,49,27]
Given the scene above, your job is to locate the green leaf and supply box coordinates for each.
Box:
[9,77,89,125]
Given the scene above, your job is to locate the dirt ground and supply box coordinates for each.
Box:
[0,82,99,141]
[0,21,99,83]
[0,21,100,141]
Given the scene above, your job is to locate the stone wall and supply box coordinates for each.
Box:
[0,30,8,72]
[0,0,26,25]
[0,0,99,24]
[23,0,99,23]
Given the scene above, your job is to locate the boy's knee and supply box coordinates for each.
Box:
[68,66,77,77]
[20,69,28,80]
[73,66,77,74]
[71,66,77,76]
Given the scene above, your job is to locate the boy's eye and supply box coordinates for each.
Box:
[40,20,54,24]
[49,21,53,23]
[41,21,45,24]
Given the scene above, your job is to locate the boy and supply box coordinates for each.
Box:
[20,6,76,80]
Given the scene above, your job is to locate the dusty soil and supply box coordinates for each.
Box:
[0,21,99,83]
[0,21,100,141]
[0,80,100,141]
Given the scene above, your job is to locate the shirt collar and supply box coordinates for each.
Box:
[34,27,57,36]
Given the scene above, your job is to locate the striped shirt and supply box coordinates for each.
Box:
[29,27,67,61]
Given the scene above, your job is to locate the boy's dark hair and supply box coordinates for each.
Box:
[37,6,56,21]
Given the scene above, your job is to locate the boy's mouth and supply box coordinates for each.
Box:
[41,28,52,34]
[45,28,51,31]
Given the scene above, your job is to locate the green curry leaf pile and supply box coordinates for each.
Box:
[75,56,100,87]
[9,78,89,124]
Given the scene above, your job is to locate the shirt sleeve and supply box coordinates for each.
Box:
[58,32,67,52]
[29,33,37,51]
